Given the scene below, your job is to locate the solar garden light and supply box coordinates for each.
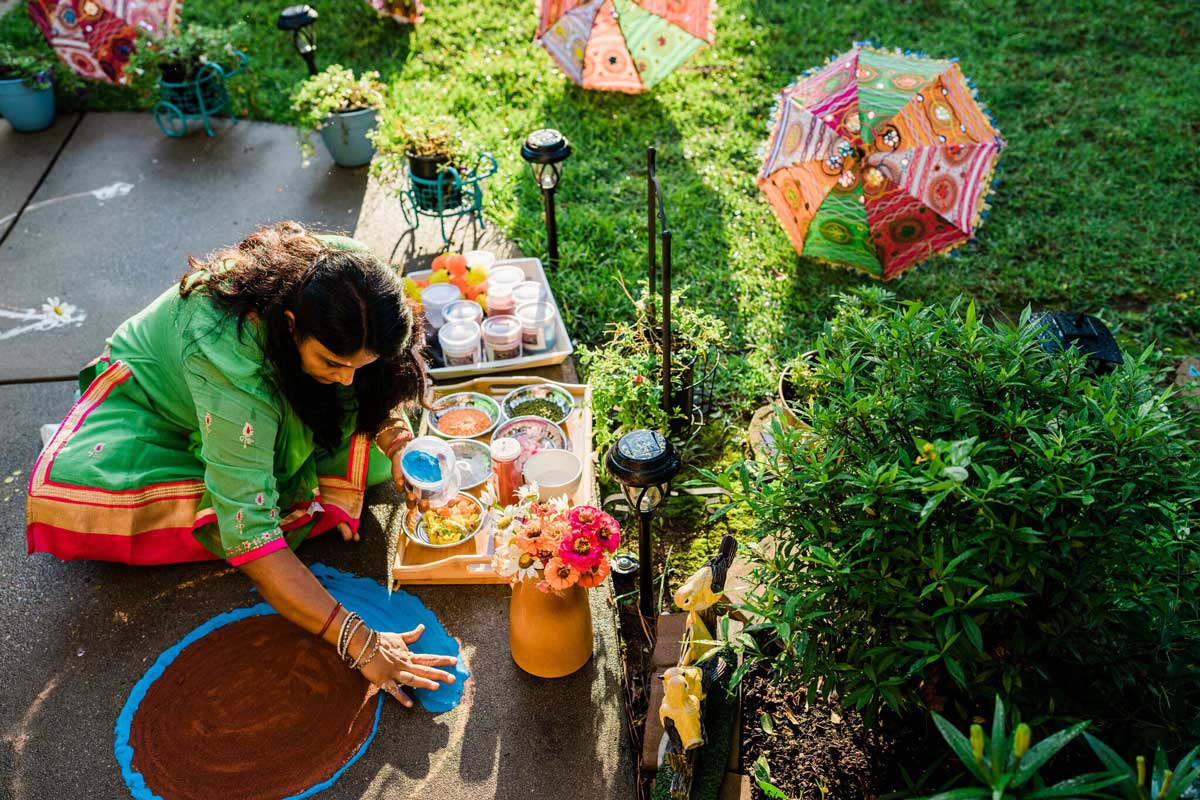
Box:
[277,5,319,76]
[520,129,572,267]
[605,430,681,618]
[1031,311,1124,374]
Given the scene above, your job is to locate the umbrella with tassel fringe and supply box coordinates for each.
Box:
[757,43,1005,280]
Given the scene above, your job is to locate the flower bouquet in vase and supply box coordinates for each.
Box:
[489,485,621,678]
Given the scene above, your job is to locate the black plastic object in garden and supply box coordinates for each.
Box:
[1031,311,1123,373]
[647,147,721,438]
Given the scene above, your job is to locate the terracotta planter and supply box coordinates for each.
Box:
[509,580,593,678]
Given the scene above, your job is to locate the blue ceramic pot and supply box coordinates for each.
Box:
[0,73,55,132]
[318,107,378,168]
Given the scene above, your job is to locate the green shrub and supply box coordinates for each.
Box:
[0,42,55,86]
[290,64,385,158]
[123,22,245,87]
[578,283,726,466]
[713,289,1200,735]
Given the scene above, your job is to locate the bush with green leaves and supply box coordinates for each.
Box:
[578,283,726,463]
[711,289,1200,734]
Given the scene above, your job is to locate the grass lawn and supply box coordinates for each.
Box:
[4,0,1198,577]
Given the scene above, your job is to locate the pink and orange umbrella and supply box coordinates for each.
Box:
[27,0,180,84]
[536,0,713,94]
[758,44,1006,280]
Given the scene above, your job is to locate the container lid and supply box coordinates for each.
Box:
[490,437,521,462]
[464,250,495,268]
[489,265,526,287]
[443,299,483,323]
[438,320,481,350]
[515,301,556,325]
[481,314,522,338]
[420,282,462,306]
[513,280,547,301]
[488,281,514,300]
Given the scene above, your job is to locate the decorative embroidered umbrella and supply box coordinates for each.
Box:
[536,0,713,94]
[757,44,1005,280]
[27,0,181,84]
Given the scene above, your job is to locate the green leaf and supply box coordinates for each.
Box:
[961,615,984,653]
[760,712,776,735]
[991,696,1007,779]
[917,789,990,800]
[753,755,789,800]
[1023,771,1127,798]
[1082,733,1138,800]
[1012,721,1089,787]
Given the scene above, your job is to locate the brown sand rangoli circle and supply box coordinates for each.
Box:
[129,614,378,800]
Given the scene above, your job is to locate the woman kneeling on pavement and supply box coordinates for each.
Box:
[25,221,456,705]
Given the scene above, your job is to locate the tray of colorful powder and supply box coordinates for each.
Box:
[428,392,500,439]
[393,376,594,586]
[500,383,575,425]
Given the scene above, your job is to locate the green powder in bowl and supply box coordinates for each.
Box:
[509,398,565,421]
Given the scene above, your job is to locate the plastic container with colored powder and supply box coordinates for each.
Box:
[515,301,557,353]
[481,315,522,361]
[438,320,482,367]
[421,283,463,329]
[489,265,526,290]
[443,299,484,327]
[512,280,549,308]
[486,281,515,317]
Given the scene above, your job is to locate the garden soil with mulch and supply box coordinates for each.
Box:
[740,662,942,800]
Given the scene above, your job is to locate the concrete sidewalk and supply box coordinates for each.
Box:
[0,113,628,799]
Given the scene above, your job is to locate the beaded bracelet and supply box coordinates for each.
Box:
[337,612,362,661]
[340,617,366,663]
[350,628,380,671]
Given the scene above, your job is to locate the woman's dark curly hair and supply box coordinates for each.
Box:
[179,221,426,452]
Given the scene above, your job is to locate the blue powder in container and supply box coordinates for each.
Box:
[402,450,443,483]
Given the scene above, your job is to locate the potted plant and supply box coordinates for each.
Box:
[0,45,57,132]
[370,112,473,209]
[291,64,386,168]
[124,22,246,85]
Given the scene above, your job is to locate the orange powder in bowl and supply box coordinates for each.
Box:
[436,408,491,437]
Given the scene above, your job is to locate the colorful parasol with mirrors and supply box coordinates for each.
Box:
[757,43,1006,280]
[535,0,713,94]
[27,0,181,84]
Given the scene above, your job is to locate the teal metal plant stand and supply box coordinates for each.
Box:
[154,50,248,138]
[400,153,498,246]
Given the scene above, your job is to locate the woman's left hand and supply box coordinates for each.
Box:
[359,624,458,708]
[390,447,412,495]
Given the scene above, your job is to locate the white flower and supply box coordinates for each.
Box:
[478,484,498,510]
[493,552,520,578]
[547,494,570,514]
[515,557,542,582]
[516,481,540,505]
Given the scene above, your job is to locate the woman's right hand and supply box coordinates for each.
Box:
[358,623,458,708]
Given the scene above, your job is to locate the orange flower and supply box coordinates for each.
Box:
[544,557,578,591]
[577,557,611,589]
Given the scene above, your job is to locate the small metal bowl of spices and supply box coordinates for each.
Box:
[429,392,501,439]
[446,438,491,490]
[500,383,575,426]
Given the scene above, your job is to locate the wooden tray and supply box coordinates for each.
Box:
[408,257,575,380]
[391,375,594,586]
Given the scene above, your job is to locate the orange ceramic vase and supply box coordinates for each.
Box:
[509,579,593,678]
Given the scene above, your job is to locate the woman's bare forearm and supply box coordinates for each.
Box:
[238,547,347,648]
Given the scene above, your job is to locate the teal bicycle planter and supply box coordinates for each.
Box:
[154,50,247,138]
[0,73,55,132]
[398,153,498,245]
[318,107,378,168]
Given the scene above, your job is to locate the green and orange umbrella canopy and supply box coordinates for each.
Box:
[758,44,1006,280]
[536,0,713,94]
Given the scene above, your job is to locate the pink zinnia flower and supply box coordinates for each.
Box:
[577,557,611,589]
[559,529,601,572]
[544,557,578,591]
[594,517,621,554]
[569,505,603,535]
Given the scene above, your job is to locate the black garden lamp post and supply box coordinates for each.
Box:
[521,128,571,267]
[605,430,681,618]
[277,5,319,76]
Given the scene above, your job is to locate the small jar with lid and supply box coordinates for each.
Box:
[490,437,522,507]
[443,299,484,327]
[487,281,516,317]
[515,301,558,353]
[437,320,481,366]
[512,280,549,308]
[481,314,522,361]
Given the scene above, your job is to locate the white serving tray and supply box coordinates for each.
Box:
[406,257,574,381]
